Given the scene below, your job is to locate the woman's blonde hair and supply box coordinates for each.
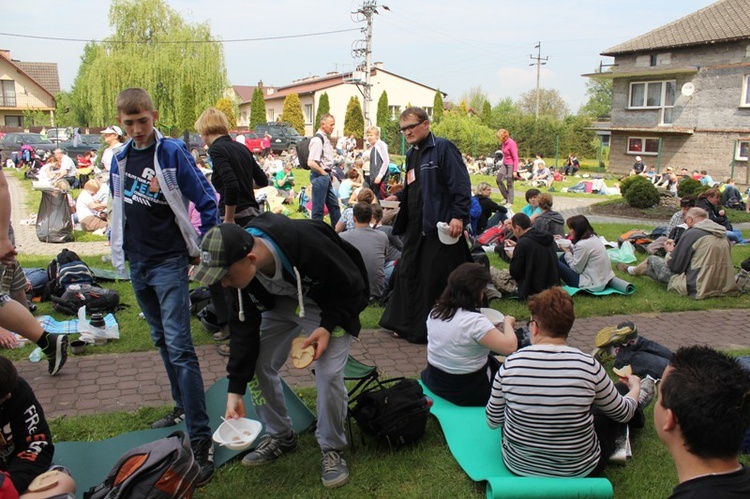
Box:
[474,182,492,196]
[365,126,380,137]
[194,108,229,136]
[496,129,509,142]
[538,193,554,210]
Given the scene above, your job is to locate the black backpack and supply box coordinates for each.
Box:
[296,133,324,170]
[84,431,199,499]
[44,249,96,299]
[50,285,121,315]
[351,378,430,449]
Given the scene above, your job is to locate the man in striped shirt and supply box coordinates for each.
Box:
[486,287,646,477]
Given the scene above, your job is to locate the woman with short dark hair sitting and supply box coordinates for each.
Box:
[557,215,614,291]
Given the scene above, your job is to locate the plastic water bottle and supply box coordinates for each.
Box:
[29,347,43,363]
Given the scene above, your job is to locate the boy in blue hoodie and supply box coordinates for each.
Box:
[109,88,219,486]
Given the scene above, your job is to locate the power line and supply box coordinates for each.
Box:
[0,28,359,44]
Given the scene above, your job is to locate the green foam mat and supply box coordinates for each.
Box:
[54,377,314,498]
[420,382,613,499]
[563,277,635,297]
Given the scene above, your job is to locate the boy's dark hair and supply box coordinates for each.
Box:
[0,356,18,399]
[352,202,373,224]
[430,263,490,322]
[660,345,750,459]
[400,106,429,123]
[116,88,155,115]
[525,188,541,202]
[511,213,531,230]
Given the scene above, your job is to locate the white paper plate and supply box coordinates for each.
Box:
[480,307,504,325]
[213,418,263,451]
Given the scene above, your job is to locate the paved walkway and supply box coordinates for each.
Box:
[5,172,750,419]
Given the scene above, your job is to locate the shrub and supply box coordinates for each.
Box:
[676,177,708,198]
[619,174,651,198]
[624,180,661,209]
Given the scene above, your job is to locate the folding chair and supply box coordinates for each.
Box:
[344,355,384,451]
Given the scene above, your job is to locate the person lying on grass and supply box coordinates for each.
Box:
[486,287,655,477]
[421,263,517,407]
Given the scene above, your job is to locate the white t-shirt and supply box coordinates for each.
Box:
[76,190,97,219]
[426,308,494,374]
[59,155,76,177]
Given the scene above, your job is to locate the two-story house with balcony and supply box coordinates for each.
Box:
[0,49,59,129]
[586,0,750,182]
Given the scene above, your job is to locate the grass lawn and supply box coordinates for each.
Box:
[9,164,750,498]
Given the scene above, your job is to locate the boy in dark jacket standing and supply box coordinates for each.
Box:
[192,215,368,489]
[110,88,219,485]
[506,213,560,299]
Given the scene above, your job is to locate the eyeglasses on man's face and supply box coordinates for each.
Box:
[399,121,425,133]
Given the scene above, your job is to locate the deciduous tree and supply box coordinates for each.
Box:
[68,0,227,128]
[517,88,570,121]
[578,76,612,120]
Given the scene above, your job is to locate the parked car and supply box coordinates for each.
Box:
[59,134,102,165]
[177,132,207,160]
[0,133,56,165]
[254,123,304,154]
[46,128,70,144]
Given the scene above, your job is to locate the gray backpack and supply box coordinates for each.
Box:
[84,431,199,499]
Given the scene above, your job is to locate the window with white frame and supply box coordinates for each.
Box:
[741,75,750,107]
[0,81,16,107]
[424,107,433,119]
[628,80,676,124]
[627,137,660,155]
[736,140,749,161]
[304,104,313,124]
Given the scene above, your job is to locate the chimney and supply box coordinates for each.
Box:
[0,50,10,60]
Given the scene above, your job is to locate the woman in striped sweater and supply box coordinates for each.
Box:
[486,287,644,477]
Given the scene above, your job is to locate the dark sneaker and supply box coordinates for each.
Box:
[151,407,185,429]
[46,334,68,376]
[191,437,214,487]
[638,375,657,409]
[241,432,298,466]
[594,324,638,349]
[321,450,349,488]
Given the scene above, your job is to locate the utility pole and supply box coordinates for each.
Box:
[349,1,388,127]
[529,42,548,120]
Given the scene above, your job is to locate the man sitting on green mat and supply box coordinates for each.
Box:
[192,216,368,489]
[0,356,76,498]
[656,346,750,497]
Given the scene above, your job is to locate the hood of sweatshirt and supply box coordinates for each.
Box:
[523,226,555,246]
[692,218,729,237]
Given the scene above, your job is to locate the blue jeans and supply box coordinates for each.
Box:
[557,254,580,287]
[130,255,211,441]
[310,172,341,226]
[614,336,672,380]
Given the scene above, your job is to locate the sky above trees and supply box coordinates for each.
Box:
[2,0,714,110]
